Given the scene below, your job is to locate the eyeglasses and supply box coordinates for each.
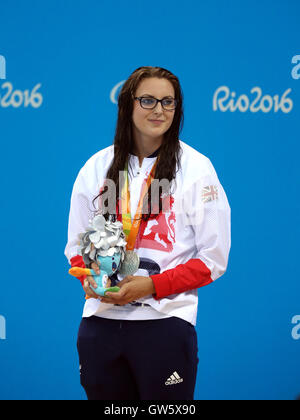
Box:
[134,96,177,111]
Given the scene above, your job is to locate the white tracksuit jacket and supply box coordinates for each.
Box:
[65,140,231,325]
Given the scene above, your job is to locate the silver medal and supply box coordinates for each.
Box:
[118,250,140,276]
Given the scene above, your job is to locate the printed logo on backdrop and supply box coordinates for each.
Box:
[213,86,293,113]
[110,80,125,104]
[0,54,43,109]
[111,79,294,114]
[291,55,300,80]
[291,315,300,340]
[0,55,6,80]
[0,315,6,340]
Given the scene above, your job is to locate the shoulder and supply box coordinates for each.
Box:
[78,145,114,179]
[178,140,215,179]
[81,145,114,172]
[72,145,114,193]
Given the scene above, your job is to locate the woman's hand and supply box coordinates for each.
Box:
[82,262,101,299]
[99,276,156,306]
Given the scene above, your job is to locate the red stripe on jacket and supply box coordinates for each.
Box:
[150,258,213,300]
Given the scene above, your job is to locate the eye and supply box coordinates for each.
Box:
[141,97,156,106]
[162,99,173,105]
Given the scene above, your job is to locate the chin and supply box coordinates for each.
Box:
[149,132,166,140]
[149,126,167,134]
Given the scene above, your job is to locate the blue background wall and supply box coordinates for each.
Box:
[0,0,299,400]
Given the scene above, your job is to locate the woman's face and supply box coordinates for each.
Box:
[132,77,175,143]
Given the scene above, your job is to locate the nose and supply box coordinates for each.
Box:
[153,101,164,113]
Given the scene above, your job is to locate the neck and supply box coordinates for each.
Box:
[132,136,162,166]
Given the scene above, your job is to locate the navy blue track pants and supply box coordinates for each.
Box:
[77,316,199,400]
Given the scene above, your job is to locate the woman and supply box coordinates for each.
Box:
[65,66,231,400]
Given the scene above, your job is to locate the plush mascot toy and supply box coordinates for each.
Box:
[69,214,128,297]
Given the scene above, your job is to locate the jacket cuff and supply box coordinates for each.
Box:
[150,258,213,300]
[150,272,171,300]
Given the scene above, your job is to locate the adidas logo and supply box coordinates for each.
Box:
[165,371,184,386]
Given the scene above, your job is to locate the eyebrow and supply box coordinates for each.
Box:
[139,94,175,99]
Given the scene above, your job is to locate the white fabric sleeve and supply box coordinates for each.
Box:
[64,167,97,264]
[183,159,231,281]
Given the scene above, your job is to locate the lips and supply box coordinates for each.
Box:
[149,119,164,123]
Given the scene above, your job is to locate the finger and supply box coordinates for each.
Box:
[118,276,134,287]
[86,275,98,289]
[90,262,100,275]
[105,288,126,299]
[104,286,130,304]
[83,280,99,298]
[100,291,121,304]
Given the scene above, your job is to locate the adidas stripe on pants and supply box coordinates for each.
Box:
[77,316,199,400]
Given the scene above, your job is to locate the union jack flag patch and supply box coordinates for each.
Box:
[202,185,218,203]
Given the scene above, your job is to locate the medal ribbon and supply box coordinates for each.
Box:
[121,158,158,251]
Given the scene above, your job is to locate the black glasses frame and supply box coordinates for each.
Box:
[134,96,177,110]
